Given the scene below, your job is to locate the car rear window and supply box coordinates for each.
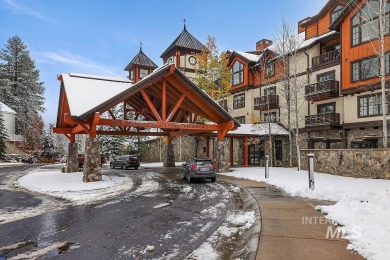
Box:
[196,161,212,166]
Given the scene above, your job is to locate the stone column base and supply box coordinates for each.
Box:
[165,142,175,167]
[66,143,79,173]
[215,139,229,173]
[83,138,102,182]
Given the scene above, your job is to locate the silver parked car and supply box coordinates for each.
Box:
[181,158,216,183]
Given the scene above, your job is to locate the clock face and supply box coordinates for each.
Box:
[189,56,197,65]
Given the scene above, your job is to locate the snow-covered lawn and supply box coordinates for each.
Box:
[17,169,133,204]
[221,167,390,260]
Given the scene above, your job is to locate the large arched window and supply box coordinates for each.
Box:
[230,61,244,86]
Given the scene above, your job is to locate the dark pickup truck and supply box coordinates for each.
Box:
[77,154,106,168]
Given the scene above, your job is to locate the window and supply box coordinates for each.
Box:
[249,142,264,165]
[350,54,390,82]
[265,62,275,77]
[351,140,378,148]
[233,93,245,109]
[351,0,390,46]
[264,112,277,122]
[331,5,344,23]
[317,71,335,82]
[130,70,134,81]
[139,68,149,79]
[234,116,245,124]
[274,140,283,161]
[358,93,390,117]
[230,61,244,86]
[219,99,228,111]
[317,103,335,114]
[263,86,276,96]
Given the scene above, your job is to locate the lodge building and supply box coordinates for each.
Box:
[128,0,389,167]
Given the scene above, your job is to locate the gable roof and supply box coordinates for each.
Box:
[298,0,349,27]
[124,48,158,71]
[160,26,205,58]
[56,64,239,130]
[228,51,261,64]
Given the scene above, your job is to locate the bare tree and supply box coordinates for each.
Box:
[271,17,307,169]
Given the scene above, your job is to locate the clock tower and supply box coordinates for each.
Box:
[160,23,204,80]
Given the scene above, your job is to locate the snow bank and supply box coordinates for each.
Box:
[221,167,390,260]
[17,170,132,204]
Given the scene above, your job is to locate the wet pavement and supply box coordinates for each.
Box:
[0,165,246,259]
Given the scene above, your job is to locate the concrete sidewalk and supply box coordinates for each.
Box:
[219,175,364,260]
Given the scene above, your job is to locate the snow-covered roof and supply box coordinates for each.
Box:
[61,73,132,117]
[228,123,289,136]
[234,51,261,63]
[0,102,16,114]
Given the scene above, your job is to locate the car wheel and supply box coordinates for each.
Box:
[110,163,114,169]
[211,177,216,182]
[134,166,139,170]
[122,164,127,170]
[181,171,186,180]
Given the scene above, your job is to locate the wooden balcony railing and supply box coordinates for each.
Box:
[312,50,341,68]
[305,80,339,101]
[305,113,340,127]
[254,95,279,111]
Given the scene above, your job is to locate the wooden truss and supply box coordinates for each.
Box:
[53,65,238,142]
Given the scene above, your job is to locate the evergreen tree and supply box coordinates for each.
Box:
[0,36,45,150]
[40,128,58,161]
[193,36,231,100]
[0,104,8,159]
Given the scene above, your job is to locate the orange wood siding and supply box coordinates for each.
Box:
[305,23,318,39]
[340,1,390,90]
[252,60,285,87]
[318,12,331,35]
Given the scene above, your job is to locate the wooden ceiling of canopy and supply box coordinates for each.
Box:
[53,64,238,142]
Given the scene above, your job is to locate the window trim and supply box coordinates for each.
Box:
[316,70,336,82]
[350,53,390,83]
[317,102,336,114]
[234,116,246,124]
[357,92,390,118]
[230,61,244,86]
[350,0,390,47]
[263,111,278,123]
[233,93,245,109]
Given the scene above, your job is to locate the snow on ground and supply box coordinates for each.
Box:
[221,167,390,260]
[17,169,133,204]
[141,162,184,167]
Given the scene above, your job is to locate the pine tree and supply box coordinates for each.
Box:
[0,104,8,159]
[0,36,45,150]
[40,128,58,162]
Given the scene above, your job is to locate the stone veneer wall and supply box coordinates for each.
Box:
[301,149,390,179]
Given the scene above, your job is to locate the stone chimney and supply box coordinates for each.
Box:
[256,39,273,51]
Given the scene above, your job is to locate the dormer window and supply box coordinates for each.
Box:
[230,61,244,86]
[331,5,344,23]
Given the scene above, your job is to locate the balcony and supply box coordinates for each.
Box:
[254,95,279,111]
[305,113,340,127]
[312,50,341,68]
[305,80,339,101]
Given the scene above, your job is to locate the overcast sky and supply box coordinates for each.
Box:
[0,0,328,126]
